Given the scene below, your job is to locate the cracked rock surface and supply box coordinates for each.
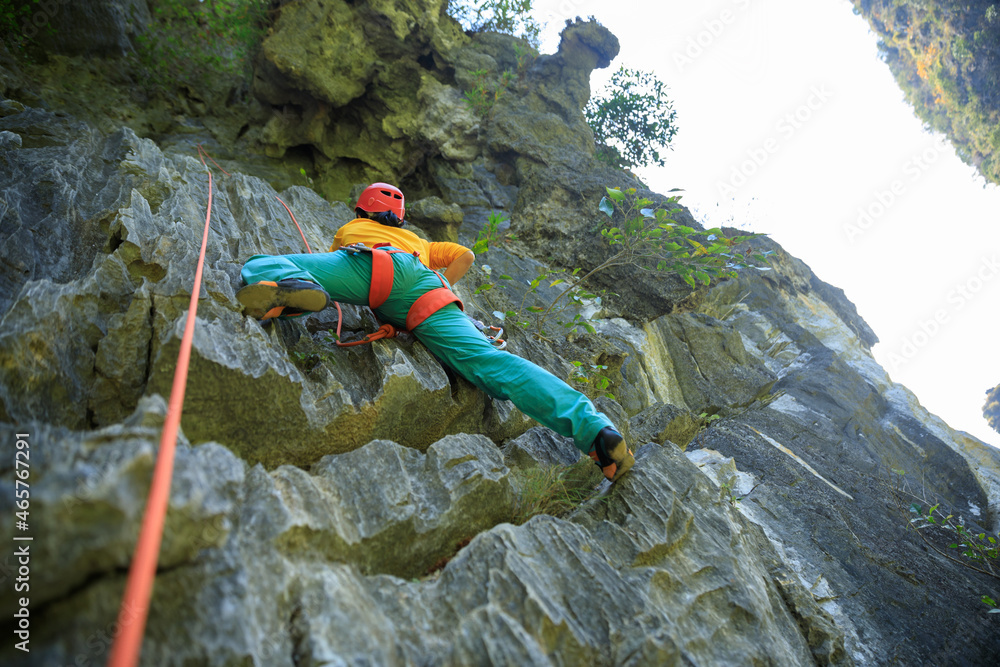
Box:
[1,5,998,665]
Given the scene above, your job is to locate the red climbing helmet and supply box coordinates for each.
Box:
[356,182,405,221]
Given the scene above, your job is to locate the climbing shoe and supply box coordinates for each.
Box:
[236,279,330,320]
[588,427,634,483]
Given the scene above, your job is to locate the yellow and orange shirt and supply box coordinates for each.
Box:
[330,219,470,271]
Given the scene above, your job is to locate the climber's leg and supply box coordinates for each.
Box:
[414,305,614,454]
[239,251,374,312]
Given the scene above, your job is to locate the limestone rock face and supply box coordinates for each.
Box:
[485,20,619,174]
[253,0,475,198]
[405,195,464,242]
[1,4,999,665]
[0,110,519,465]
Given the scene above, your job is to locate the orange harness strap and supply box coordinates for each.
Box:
[406,286,463,330]
[368,246,396,309]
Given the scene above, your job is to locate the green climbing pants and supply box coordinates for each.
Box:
[241,249,613,453]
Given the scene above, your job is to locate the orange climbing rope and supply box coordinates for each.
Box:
[275,195,312,253]
[196,143,230,176]
[107,152,216,667]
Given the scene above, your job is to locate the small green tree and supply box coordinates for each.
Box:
[448,0,541,48]
[470,210,508,254]
[586,67,678,170]
[462,68,517,118]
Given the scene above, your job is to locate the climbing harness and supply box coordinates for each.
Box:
[334,243,464,343]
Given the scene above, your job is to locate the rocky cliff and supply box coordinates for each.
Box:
[1,2,999,665]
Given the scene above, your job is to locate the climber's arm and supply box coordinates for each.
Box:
[443,250,475,284]
[429,242,475,284]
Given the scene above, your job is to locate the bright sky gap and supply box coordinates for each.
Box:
[531,0,1000,447]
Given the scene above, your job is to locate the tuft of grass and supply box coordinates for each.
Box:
[510,457,604,524]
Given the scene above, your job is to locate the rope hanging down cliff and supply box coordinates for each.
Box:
[106,147,217,667]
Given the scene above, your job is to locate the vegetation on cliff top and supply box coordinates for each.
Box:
[449,0,542,48]
[851,0,1000,184]
[135,0,269,92]
[985,383,1000,434]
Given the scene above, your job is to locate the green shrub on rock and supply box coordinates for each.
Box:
[596,186,770,287]
[448,0,541,48]
[134,0,269,92]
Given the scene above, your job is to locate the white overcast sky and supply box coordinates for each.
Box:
[530,0,1000,447]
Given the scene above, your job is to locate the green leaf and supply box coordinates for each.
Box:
[605,187,625,201]
[584,322,596,334]
[687,238,708,255]
[499,274,513,280]
[598,197,614,217]
[640,208,656,218]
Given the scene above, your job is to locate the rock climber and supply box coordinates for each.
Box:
[236,182,634,482]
